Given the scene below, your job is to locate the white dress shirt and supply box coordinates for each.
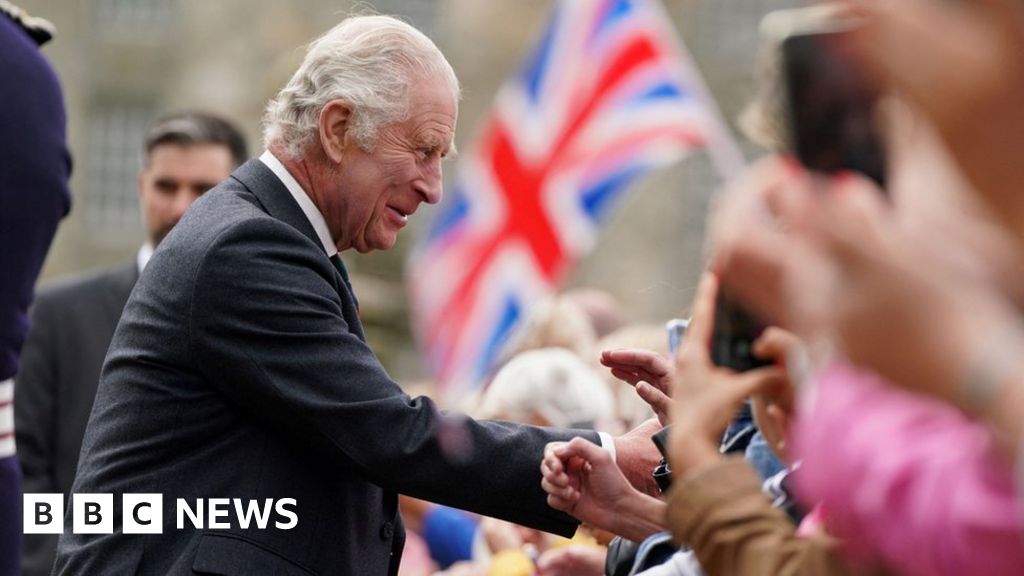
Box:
[259,150,337,257]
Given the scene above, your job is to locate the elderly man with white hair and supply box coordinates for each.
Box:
[54,15,659,576]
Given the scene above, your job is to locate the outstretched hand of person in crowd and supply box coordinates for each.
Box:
[540,437,666,542]
[668,273,786,478]
[601,348,673,425]
[844,0,1024,244]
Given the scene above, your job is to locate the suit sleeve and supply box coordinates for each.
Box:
[14,294,59,496]
[666,459,854,576]
[188,219,594,536]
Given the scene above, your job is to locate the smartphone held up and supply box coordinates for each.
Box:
[780,15,887,188]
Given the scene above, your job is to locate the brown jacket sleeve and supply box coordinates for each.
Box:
[665,458,854,576]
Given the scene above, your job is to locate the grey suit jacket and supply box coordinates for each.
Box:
[15,260,138,576]
[54,159,598,576]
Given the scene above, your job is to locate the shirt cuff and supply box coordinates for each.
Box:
[598,431,616,464]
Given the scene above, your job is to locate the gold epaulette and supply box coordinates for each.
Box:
[0,0,56,46]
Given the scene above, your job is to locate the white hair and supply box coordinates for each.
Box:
[478,348,615,429]
[262,15,459,159]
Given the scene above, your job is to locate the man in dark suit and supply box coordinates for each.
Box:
[0,5,71,574]
[15,111,247,576]
[54,15,659,575]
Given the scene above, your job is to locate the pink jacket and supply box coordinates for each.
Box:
[792,361,1024,576]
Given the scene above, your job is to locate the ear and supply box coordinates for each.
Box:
[318,100,354,164]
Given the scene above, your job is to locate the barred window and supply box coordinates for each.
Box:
[94,0,175,36]
[83,101,155,235]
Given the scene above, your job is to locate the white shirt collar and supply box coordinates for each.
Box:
[259,149,338,257]
[137,242,154,274]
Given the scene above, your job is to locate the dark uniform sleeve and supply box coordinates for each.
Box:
[0,10,71,576]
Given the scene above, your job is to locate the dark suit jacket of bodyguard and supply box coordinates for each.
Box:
[15,260,137,576]
[54,159,598,575]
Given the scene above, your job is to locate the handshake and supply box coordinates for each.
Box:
[540,273,796,545]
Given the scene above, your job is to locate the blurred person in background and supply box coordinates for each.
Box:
[497,295,598,365]
[0,3,71,573]
[563,287,626,340]
[477,347,615,430]
[14,110,247,576]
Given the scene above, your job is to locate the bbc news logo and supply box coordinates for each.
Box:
[24,494,297,534]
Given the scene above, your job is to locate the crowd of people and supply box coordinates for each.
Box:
[5,0,1024,574]
[535,1,1024,575]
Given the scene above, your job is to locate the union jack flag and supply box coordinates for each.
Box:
[407,0,743,402]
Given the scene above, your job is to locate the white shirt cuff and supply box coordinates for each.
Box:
[597,431,616,464]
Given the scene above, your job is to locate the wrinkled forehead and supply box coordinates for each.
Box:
[407,77,458,135]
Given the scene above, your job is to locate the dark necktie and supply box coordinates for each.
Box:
[329,254,358,310]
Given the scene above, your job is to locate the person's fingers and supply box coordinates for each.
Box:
[636,382,671,422]
[544,444,569,471]
[608,367,644,386]
[811,174,891,268]
[731,366,786,401]
[542,470,577,500]
[753,327,800,363]
[601,348,643,363]
[541,470,570,491]
[713,232,792,328]
[843,0,938,94]
[602,349,671,377]
[545,441,564,457]
[605,365,662,385]
[541,477,576,502]
[679,272,718,360]
[762,162,819,229]
[546,493,575,513]
[608,366,668,390]
[540,458,569,487]
[560,435,607,464]
[543,444,570,483]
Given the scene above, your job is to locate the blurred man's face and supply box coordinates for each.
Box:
[138,143,234,247]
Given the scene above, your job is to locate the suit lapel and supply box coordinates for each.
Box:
[230,159,322,252]
[230,159,363,334]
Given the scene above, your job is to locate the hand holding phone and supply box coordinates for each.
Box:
[782,20,887,188]
[710,292,770,373]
